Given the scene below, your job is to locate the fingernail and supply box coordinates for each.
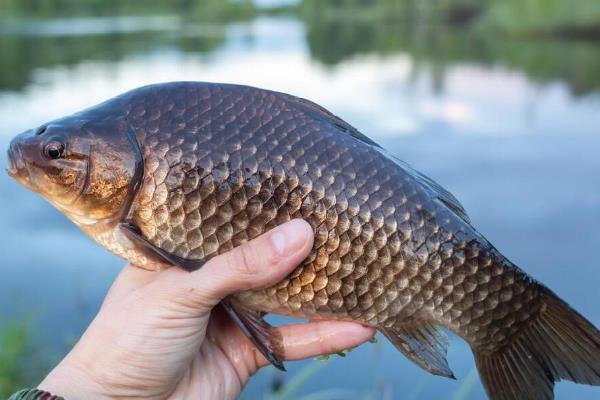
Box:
[271,219,309,256]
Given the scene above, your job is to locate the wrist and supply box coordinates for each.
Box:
[39,359,111,400]
[9,389,63,400]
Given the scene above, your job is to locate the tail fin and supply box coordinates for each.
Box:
[474,288,600,400]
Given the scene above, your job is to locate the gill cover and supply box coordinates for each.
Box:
[73,117,143,225]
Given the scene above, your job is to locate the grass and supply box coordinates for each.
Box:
[268,361,354,400]
[451,368,479,400]
[0,318,35,398]
[263,339,479,400]
[266,362,479,400]
[0,318,53,398]
[0,319,30,397]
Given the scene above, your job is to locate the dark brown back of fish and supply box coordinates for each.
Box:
[115,82,600,399]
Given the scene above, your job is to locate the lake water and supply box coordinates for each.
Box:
[0,14,599,400]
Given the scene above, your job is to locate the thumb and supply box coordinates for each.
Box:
[158,219,314,312]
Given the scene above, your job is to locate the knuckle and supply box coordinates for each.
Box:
[232,241,262,277]
[229,237,280,278]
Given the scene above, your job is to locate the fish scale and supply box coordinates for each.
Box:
[122,83,540,347]
[8,81,600,400]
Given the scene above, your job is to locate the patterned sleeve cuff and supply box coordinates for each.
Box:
[8,389,64,400]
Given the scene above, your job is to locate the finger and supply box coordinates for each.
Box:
[257,321,375,367]
[205,311,375,376]
[157,219,314,311]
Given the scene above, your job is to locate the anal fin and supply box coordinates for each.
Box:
[382,321,454,379]
[221,300,286,371]
[119,222,205,272]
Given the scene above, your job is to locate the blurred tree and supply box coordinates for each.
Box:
[0,19,227,91]
[0,0,598,96]
[0,0,257,20]
[298,0,600,96]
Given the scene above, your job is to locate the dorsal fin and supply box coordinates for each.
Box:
[281,93,382,148]
[278,90,470,224]
[388,155,471,223]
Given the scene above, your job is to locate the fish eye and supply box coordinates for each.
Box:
[44,141,65,160]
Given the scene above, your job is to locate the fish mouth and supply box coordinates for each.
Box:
[6,141,31,184]
[7,143,20,177]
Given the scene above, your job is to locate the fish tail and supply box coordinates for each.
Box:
[473,287,600,400]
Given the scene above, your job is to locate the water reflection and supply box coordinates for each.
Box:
[0,16,228,92]
[0,10,599,400]
[1,12,600,98]
[304,17,600,97]
[0,17,598,141]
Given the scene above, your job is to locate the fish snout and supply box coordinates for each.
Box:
[7,136,30,181]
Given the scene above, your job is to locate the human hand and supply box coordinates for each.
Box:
[38,219,375,399]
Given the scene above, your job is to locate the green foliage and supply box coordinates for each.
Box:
[0,0,597,96]
[0,20,227,92]
[299,0,600,37]
[1,0,598,36]
[0,321,30,397]
[0,319,51,399]
[0,0,257,21]
[298,2,600,96]
[478,0,600,36]
[267,363,353,400]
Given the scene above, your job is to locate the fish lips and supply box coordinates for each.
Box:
[7,132,34,187]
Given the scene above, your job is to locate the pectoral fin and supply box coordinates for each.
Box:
[382,322,454,379]
[221,300,286,371]
[119,222,205,272]
[120,223,285,369]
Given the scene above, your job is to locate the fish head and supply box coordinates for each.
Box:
[7,110,142,228]
[7,119,88,206]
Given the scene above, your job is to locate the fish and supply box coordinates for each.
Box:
[6,81,600,400]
